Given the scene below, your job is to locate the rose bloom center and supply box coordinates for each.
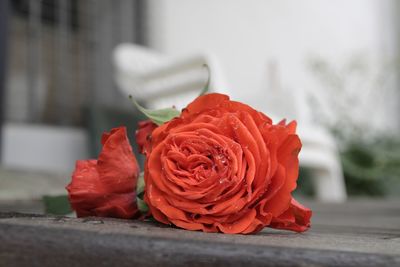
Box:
[161,129,245,204]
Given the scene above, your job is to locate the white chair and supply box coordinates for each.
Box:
[112,43,347,202]
[113,43,229,110]
[298,124,347,202]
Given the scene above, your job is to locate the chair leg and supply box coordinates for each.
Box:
[312,167,347,202]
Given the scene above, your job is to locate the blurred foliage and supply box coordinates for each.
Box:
[43,195,72,215]
[341,137,400,196]
[296,167,315,197]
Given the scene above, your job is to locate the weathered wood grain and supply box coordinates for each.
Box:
[0,208,399,267]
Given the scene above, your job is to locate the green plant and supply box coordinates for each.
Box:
[42,195,72,215]
[341,137,400,196]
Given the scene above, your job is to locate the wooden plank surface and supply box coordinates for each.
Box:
[0,199,399,267]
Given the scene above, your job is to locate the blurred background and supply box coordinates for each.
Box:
[0,0,399,214]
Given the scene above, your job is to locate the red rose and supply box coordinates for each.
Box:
[142,93,311,234]
[66,127,140,219]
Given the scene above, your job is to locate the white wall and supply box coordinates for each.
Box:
[1,123,89,174]
[146,0,399,133]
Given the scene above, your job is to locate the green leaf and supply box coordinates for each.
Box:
[42,195,72,215]
[136,197,149,213]
[136,172,149,213]
[199,64,211,96]
[129,96,180,125]
[136,172,145,196]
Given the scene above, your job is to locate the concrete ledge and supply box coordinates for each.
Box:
[0,213,399,267]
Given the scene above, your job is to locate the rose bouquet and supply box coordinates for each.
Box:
[66,86,312,234]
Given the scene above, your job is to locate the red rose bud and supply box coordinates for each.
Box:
[66,127,140,219]
[143,93,312,234]
[136,120,158,155]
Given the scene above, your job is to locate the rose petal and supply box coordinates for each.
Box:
[98,127,139,194]
[182,93,229,118]
[270,198,312,232]
[263,135,301,217]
